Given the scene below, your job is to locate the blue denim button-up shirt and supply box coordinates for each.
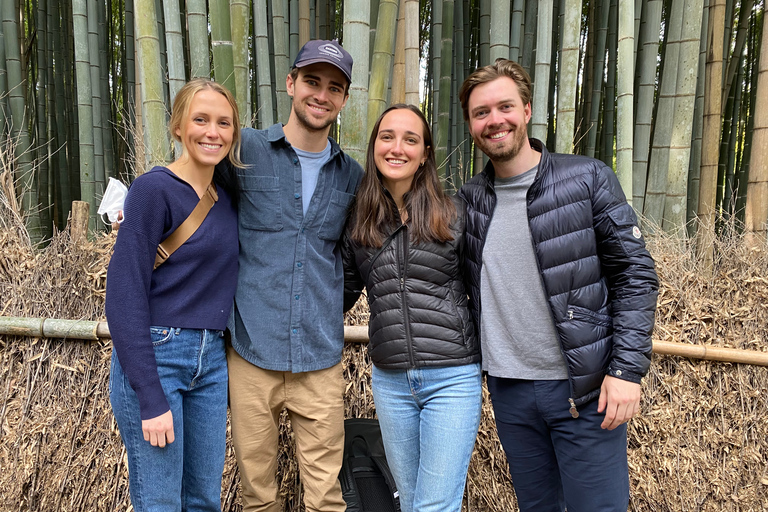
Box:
[228,124,363,372]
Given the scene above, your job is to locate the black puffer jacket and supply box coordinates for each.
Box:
[342,196,480,369]
[459,139,658,408]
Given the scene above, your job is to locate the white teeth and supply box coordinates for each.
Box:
[387,159,406,165]
[200,143,221,150]
[489,131,509,140]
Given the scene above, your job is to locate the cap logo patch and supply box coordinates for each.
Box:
[318,44,343,61]
[632,226,642,239]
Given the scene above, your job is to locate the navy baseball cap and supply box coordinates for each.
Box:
[292,40,353,84]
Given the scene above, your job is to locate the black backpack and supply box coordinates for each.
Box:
[339,418,401,512]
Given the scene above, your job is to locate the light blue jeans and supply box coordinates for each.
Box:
[371,363,483,512]
[109,327,228,512]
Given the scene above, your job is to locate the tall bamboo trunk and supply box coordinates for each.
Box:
[253,0,274,128]
[532,0,554,142]
[696,0,725,262]
[210,0,236,96]
[231,0,251,124]
[403,0,419,105]
[186,0,209,78]
[272,0,291,122]
[744,8,768,244]
[556,0,581,154]
[367,0,398,134]
[391,0,406,105]
[615,0,636,199]
[436,0,454,183]
[135,0,171,169]
[340,0,370,164]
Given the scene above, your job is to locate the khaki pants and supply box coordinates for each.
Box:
[227,345,346,512]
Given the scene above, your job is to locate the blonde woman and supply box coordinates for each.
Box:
[105,79,241,511]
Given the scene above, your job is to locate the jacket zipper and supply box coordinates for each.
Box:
[399,226,415,367]
[525,171,578,418]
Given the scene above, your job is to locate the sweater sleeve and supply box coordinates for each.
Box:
[105,174,171,420]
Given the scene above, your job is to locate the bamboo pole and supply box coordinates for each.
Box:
[652,341,768,367]
[1,317,767,366]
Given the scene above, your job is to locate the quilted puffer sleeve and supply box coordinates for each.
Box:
[591,163,659,383]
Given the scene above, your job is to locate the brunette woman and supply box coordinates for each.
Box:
[342,104,482,512]
[105,79,241,511]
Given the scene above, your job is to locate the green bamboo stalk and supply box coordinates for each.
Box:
[4,0,41,241]
[186,0,210,78]
[722,54,744,216]
[299,0,310,45]
[367,0,399,134]
[430,0,442,127]
[210,0,237,96]
[253,0,274,128]
[97,0,115,184]
[436,0,454,183]
[509,0,523,62]
[615,0,636,201]
[340,0,370,164]
[86,0,106,209]
[632,0,662,212]
[404,0,419,105]
[586,0,610,158]
[601,0,617,165]
[48,0,70,226]
[479,0,490,65]
[162,0,185,105]
[135,0,171,169]
[521,0,537,76]
[696,0,725,259]
[489,0,510,61]
[71,0,97,231]
[556,0,580,154]
[532,0,553,142]
[686,0,709,232]
[290,0,299,61]
[272,0,290,122]
[744,8,768,239]
[36,0,52,238]
[230,0,251,124]
[391,0,406,105]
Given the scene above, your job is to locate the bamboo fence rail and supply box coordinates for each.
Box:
[1,316,766,366]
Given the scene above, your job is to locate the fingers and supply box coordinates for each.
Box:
[141,410,175,447]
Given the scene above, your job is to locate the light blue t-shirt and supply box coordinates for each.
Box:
[294,143,332,215]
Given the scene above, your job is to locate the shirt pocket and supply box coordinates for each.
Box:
[239,175,283,231]
[318,188,355,241]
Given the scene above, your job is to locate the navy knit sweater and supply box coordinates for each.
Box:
[105,167,238,420]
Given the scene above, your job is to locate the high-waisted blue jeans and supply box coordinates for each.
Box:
[372,363,482,512]
[110,327,228,512]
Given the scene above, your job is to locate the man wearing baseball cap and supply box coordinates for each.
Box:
[227,39,362,511]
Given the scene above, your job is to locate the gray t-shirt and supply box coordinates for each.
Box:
[480,166,569,380]
[294,142,332,215]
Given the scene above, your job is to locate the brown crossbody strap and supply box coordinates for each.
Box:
[154,182,219,270]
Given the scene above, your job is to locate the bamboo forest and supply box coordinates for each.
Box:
[0,0,766,244]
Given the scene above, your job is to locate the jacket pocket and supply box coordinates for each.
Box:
[567,305,613,328]
[318,189,355,241]
[239,175,283,231]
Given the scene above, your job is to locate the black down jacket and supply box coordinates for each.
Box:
[458,139,658,408]
[342,196,481,369]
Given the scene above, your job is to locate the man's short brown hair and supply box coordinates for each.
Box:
[459,58,532,121]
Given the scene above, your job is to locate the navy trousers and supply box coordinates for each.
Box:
[487,377,629,512]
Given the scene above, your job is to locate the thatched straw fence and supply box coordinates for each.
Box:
[1,197,767,510]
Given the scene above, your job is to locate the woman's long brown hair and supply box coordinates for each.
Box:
[349,104,456,248]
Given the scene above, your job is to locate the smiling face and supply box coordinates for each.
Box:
[466,76,531,165]
[176,89,235,171]
[286,63,349,133]
[373,109,428,193]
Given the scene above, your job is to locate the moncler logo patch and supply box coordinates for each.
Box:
[632,226,642,239]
